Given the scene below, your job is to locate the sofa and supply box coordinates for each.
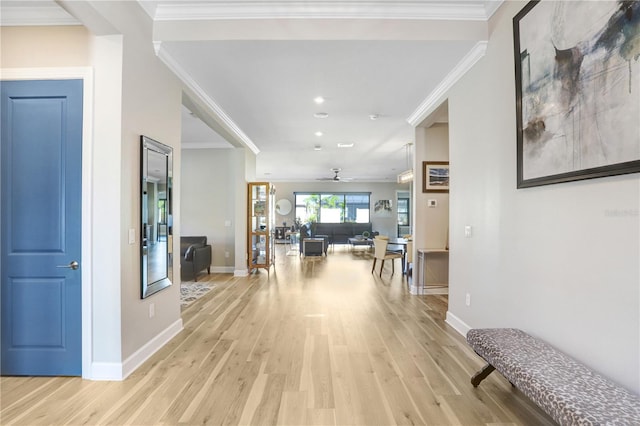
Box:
[300,222,374,250]
[180,236,212,281]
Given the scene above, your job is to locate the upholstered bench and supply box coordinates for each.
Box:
[467,328,640,425]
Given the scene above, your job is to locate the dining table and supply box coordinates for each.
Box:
[386,237,410,274]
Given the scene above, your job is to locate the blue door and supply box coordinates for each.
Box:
[1,79,83,376]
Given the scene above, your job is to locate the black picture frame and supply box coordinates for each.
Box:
[514,1,640,188]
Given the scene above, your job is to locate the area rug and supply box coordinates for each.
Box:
[180,281,216,309]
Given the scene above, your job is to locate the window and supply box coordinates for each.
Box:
[345,194,370,223]
[320,194,344,223]
[295,192,370,223]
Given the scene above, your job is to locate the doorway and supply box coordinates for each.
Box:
[396,191,410,237]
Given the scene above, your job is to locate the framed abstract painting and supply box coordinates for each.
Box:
[514,1,640,188]
[422,161,449,193]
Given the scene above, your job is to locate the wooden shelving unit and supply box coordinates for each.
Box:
[248,182,275,273]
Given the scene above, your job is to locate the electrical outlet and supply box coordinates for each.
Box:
[428,199,437,207]
[149,303,155,318]
[128,228,136,244]
[465,293,471,306]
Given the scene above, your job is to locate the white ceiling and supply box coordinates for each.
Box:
[2,0,501,182]
[168,38,475,181]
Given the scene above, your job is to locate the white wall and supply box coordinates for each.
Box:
[113,2,183,363]
[89,33,125,368]
[181,148,236,271]
[446,1,640,393]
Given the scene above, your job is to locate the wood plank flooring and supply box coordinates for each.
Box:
[0,245,554,425]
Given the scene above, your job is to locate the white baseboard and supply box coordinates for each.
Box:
[445,311,471,337]
[88,318,183,381]
[210,266,234,273]
[234,269,249,277]
[122,318,183,379]
[408,284,448,295]
[408,283,421,295]
[88,362,125,381]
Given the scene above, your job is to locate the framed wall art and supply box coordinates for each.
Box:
[422,161,449,193]
[514,1,640,188]
[373,199,392,217]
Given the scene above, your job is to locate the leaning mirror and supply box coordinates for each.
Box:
[141,135,173,298]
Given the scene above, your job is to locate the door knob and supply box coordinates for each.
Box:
[56,260,79,270]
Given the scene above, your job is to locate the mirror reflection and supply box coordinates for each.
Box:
[141,135,173,298]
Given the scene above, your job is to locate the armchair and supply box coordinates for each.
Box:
[180,236,212,281]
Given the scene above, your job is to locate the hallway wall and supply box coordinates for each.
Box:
[446,1,640,393]
[181,148,236,271]
[2,7,185,378]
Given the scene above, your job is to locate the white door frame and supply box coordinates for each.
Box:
[1,67,94,379]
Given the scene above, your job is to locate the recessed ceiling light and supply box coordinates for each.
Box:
[314,145,322,151]
[314,112,329,119]
[315,131,323,137]
[337,142,354,148]
[314,96,325,104]
[264,172,271,175]
[369,114,379,120]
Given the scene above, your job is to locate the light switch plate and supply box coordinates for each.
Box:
[464,225,472,238]
[128,228,136,244]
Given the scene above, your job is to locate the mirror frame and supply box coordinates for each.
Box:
[140,135,173,298]
[275,199,292,216]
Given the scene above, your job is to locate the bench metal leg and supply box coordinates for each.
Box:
[471,363,496,387]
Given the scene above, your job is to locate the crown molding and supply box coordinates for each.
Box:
[0,4,80,26]
[137,0,157,20]
[484,0,504,19]
[155,43,260,155]
[407,40,487,127]
[152,1,494,21]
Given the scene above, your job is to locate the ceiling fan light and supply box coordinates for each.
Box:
[397,169,413,184]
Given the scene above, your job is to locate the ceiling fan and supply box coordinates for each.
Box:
[317,168,353,182]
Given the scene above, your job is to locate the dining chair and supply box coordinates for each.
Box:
[372,237,403,277]
[405,240,413,276]
[376,234,403,253]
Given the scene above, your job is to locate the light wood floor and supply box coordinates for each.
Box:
[0,245,554,425]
